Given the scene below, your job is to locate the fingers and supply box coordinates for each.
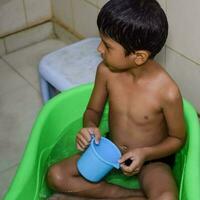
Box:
[121,162,139,172]
[82,128,92,142]
[90,128,101,144]
[120,153,141,176]
[76,129,91,151]
[76,127,101,151]
[119,152,134,164]
[122,168,140,176]
[76,134,90,151]
[121,162,141,176]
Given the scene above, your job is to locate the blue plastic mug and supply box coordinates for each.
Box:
[77,136,121,182]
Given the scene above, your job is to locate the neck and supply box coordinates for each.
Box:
[128,59,153,78]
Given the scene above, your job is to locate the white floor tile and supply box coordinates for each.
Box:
[0,165,17,198]
[0,59,27,96]
[0,84,42,172]
[0,36,79,197]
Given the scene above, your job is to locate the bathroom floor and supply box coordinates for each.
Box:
[0,33,79,198]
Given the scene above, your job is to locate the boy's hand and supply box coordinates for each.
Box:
[119,148,147,176]
[76,127,101,151]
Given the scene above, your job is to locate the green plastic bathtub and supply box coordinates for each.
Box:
[3,84,200,200]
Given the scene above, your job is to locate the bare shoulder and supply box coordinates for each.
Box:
[96,61,111,77]
[94,62,112,89]
[157,66,182,105]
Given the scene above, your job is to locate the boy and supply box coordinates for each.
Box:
[47,0,186,199]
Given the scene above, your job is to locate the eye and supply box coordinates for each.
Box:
[102,41,110,49]
[105,44,111,50]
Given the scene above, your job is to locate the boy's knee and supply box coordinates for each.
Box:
[47,155,80,192]
[155,192,178,200]
[47,164,69,191]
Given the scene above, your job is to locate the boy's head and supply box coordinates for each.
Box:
[97,0,168,59]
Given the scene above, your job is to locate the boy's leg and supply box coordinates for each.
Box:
[47,154,145,199]
[48,193,146,200]
[139,162,178,200]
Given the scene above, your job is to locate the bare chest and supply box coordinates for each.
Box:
[108,79,163,124]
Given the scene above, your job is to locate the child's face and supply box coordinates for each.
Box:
[97,35,137,72]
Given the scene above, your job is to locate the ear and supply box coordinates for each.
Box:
[133,50,150,65]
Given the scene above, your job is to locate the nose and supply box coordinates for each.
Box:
[97,41,104,54]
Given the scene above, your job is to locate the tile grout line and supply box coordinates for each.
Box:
[22,0,29,27]
[2,35,57,55]
[0,20,52,39]
[3,37,8,54]
[0,163,18,174]
[0,57,41,95]
[84,0,100,9]
[166,45,200,66]
[70,0,75,32]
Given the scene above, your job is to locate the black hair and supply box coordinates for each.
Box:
[97,0,168,58]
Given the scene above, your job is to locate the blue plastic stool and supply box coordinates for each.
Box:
[39,37,102,103]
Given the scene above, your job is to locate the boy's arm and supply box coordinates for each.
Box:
[76,62,109,151]
[144,87,186,161]
[83,62,108,127]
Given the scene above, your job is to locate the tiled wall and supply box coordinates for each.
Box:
[0,0,52,37]
[51,0,105,38]
[52,0,200,112]
[146,0,200,112]
[0,0,199,112]
[164,0,200,112]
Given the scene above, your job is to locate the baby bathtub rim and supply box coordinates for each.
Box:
[41,90,200,199]
[179,98,200,199]
[43,85,200,199]
[3,83,95,200]
[3,83,200,200]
